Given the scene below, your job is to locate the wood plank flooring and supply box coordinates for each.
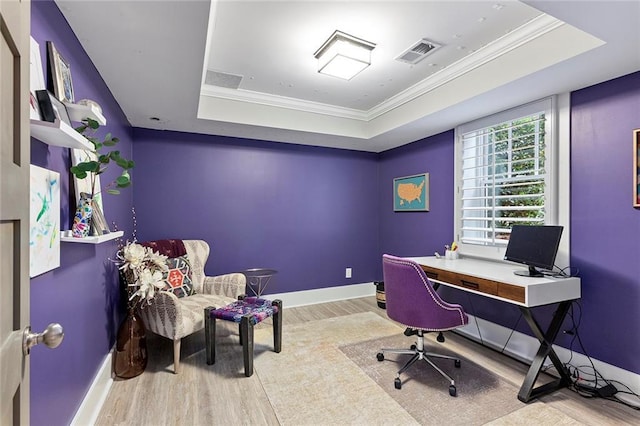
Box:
[95,297,638,425]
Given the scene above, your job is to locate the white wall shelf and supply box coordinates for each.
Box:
[60,230,123,244]
[30,119,92,150]
[64,102,107,125]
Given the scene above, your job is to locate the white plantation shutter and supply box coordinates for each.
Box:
[455,98,556,254]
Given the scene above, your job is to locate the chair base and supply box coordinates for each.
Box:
[377,330,460,396]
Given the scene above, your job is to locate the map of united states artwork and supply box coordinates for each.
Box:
[394,173,429,211]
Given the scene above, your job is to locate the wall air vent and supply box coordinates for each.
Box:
[205,70,243,89]
[395,39,441,65]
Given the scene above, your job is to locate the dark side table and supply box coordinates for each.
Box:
[242,268,277,297]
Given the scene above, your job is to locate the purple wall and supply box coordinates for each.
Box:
[378,74,640,377]
[132,129,380,294]
[27,2,640,424]
[378,130,455,259]
[570,71,640,374]
[30,2,134,425]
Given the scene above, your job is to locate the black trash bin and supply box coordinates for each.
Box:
[374,281,385,309]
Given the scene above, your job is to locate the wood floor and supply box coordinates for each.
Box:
[96,297,638,425]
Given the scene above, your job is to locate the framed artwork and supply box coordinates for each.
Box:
[394,173,429,211]
[30,165,60,277]
[47,41,74,103]
[89,199,110,235]
[29,92,41,121]
[30,37,46,120]
[634,129,640,208]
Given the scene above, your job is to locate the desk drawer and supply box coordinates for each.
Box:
[421,265,526,303]
[422,266,498,296]
[497,283,525,303]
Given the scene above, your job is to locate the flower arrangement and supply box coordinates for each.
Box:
[115,241,169,307]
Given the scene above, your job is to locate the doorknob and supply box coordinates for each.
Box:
[23,323,64,355]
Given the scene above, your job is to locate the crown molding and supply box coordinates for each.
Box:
[367,14,564,119]
[200,14,563,125]
[200,85,369,121]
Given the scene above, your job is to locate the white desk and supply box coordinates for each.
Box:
[407,256,581,402]
[407,256,580,307]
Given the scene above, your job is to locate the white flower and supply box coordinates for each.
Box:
[131,269,165,302]
[122,243,146,269]
[116,241,169,306]
[145,248,169,271]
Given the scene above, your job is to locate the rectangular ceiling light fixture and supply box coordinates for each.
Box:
[314,30,376,80]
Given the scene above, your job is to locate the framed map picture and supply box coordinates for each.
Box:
[394,173,429,211]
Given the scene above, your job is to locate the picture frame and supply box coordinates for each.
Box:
[30,165,60,277]
[393,173,429,211]
[29,92,41,121]
[35,90,71,125]
[634,129,640,208]
[30,37,46,120]
[47,41,74,103]
[89,198,111,235]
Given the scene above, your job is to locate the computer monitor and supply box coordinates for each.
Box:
[504,225,563,277]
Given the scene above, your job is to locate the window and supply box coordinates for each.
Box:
[455,98,558,260]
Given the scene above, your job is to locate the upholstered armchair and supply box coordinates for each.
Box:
[135,239,246,373]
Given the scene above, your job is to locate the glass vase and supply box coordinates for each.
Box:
[114,307,147,379]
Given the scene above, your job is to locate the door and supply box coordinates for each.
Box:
[1,0,31,424]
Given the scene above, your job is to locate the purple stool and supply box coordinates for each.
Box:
[205,296,282,377]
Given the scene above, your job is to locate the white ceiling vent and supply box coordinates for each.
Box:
[205,70,243,89]
[395,39,441,65]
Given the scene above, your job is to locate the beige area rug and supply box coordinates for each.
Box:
[253,312,580,425]
[254,312,580,426]
[484,402,583,425]
[253,312,419,425]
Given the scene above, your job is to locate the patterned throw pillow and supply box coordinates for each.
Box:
[163,256,195,298]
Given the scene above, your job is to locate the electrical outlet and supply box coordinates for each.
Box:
[345,268,352,278]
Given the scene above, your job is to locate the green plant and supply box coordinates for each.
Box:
[70,118,135,196]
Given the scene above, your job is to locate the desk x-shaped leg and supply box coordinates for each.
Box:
[518,300,573,403]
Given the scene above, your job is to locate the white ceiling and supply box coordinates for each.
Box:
[57,0,640,153]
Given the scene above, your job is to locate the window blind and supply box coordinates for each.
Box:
[459,113,546,246]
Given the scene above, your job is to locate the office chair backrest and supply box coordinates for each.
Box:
[382,254,468,331]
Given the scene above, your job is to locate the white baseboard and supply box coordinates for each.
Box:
[75,283,640,419]
[70,352,113,426]
[266,282,376,308]
[457,314,640,399]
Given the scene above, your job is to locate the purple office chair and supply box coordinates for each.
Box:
[377,254,468,396]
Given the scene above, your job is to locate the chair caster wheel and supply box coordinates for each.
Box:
[437,332,445,343]
[410,344,417,351]
[376,353,384,362]
[449,385,457,397]
[394,378,402,390]
[455,359,461,368]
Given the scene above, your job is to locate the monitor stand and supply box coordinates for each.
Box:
[514,265,544,277]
